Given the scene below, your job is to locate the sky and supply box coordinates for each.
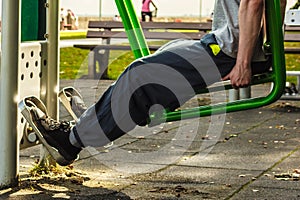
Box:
[60,0,216,17]
[60,0,298,18]
[0,0,297,18]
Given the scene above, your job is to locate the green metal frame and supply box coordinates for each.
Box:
[115,0,286,122]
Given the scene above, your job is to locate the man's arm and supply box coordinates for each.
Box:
[222,0,264,88]
[222,0,287,89]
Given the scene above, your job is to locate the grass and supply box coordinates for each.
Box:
[60,39,165,80]
[59,30,87,40]
[60,47,89,79]
[107,50,135,80]
[59,30,90,79]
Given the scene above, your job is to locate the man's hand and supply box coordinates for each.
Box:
[222,63,252,89]
[223,0,263,89]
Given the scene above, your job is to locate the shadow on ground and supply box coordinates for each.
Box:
[0,172,131,200]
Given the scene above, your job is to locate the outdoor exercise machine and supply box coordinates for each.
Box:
[115,0,286,123]
[0,0,285,188]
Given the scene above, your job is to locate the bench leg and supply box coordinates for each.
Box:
[88,48,110,79]
[297,75,300,92]
[88,51,95,79]
[97,49,109,79]
[97,38,110,79]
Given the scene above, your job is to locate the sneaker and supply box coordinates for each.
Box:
[19,96,81,166]
[59,87,87,121]
[30,107,81,166]
[69,92,88,117]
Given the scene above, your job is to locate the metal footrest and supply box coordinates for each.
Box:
[59,86,87,121]
[18,96,73,166]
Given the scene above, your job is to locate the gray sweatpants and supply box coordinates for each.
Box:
[70,34,270,148]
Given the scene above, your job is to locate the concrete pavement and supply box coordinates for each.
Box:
[1,79,300,200]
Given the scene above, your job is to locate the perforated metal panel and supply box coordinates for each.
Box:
[18,41,48,149]
[285,9,300,25]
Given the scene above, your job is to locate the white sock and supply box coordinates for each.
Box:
[69,128,82,148]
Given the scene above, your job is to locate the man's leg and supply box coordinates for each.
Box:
[71,39,230,148]
[73,35,271,148]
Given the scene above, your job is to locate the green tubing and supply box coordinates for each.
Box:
[115,0,150,58]
[115,0,286,123]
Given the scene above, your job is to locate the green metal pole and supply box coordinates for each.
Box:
[115,0,150,58]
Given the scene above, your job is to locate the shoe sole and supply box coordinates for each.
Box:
[19,96,73,166]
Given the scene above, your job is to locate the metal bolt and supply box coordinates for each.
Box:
[27,132,37,143]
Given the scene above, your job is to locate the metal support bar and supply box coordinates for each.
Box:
[44,0,60,119]
[115,0,285,123]
[0,0,21,188]
[36,0,60,166]
[229,89,240,102]
[240,87,251,99]
[229,87,251,102]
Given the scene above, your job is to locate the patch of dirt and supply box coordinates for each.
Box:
[0,165,131,200]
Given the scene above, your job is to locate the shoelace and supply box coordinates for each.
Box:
[41,116,71,132]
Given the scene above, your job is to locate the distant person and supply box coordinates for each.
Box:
[66,9,78,30]
[141,0,157,22]
[60,8,67,30]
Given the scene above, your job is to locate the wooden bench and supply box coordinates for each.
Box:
[74,21,212,79]
[283,25,300,54]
